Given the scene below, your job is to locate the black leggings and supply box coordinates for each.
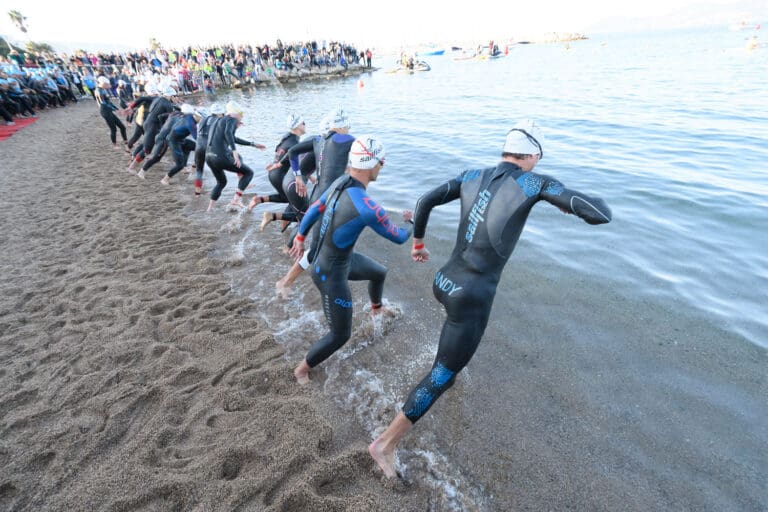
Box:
[127,124,143,149]
[306,252,387,367]
[402,266,494,423]
[100,109,127,144]
[0,104,12,123]
[141,140,168,171]
[141,119,160,156]
[11,95,35,116]
[206,155,254,201]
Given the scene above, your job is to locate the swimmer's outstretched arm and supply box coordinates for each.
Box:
[413,175,463,237]
[410,175,463,262]
[539,178,612,225]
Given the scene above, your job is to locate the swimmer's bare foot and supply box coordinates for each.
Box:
[371,305,395,319]
[182,165,192,174]
[160,175,170,185]
[368,412,413,479]
[293,360,310,385]
[260,211,274,231]
[229,198,246,208]
[126,166,137,175]
[207,200,216,212]
[368,440,398,479]
[137,169,146,179]
[247,196,259,212]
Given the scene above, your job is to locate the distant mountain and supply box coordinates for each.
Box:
[587,0,766,34]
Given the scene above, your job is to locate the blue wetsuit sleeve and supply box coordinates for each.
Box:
[349,188,412,244]
[538,177,612,225]
[297,189,331,236]
[413,174,464,238]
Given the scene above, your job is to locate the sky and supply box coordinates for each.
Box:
[1,0,765,52]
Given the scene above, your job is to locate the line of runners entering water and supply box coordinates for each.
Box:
[95,92,613,480]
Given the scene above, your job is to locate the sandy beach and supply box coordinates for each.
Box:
[0,103,429,511]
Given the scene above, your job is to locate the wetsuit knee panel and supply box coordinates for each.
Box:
[403,362,457,423]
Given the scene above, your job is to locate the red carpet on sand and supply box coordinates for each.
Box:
[0,117,38,142]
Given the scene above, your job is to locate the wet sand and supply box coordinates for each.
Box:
[0,102,428,511]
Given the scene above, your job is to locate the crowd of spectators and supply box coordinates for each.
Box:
[0,39,376,125]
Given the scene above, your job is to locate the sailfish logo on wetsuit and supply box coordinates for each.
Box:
[465,189,492,243]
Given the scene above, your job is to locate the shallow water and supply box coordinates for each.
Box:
[191,26,767,511]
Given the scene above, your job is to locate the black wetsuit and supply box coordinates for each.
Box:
[193,114,218,192]
[402,161,612,423]
[141,96,175,157]
[263,132,300,203]
[127,96,155,151]
[296,175,412,367]
[284,132,355,259]
[278,133,327,225]
[205,115,255,201]
[166,114,198,177]
[281,149,317,223]
[95,87,126,144]
[141,111,182,172]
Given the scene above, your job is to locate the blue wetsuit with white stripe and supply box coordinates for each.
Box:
[402,161,612,422]
[166,114,198,177]
[296,175,413,368]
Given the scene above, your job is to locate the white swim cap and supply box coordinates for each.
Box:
[348,135,385,170]
[162,86,177,97]
[209,102,225,115]
[287,113,304,130]
[503,119,544,157]
[328,107,350,129]
[318,116,331,134]
[226,101,243,115]
[97,76,109,85]
[180,103,195,115]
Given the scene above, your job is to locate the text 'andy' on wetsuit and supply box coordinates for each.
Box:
[288,135,413,386]
[368,119,612,479]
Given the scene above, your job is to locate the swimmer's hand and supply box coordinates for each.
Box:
[402,209,414,223]
[295,176,307,197]
[251,142,266,150]
[289,239,305,261]
[232,150,241,168]
[411,238,429,262]
[266,162,280,171]
[308,175,317,184]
